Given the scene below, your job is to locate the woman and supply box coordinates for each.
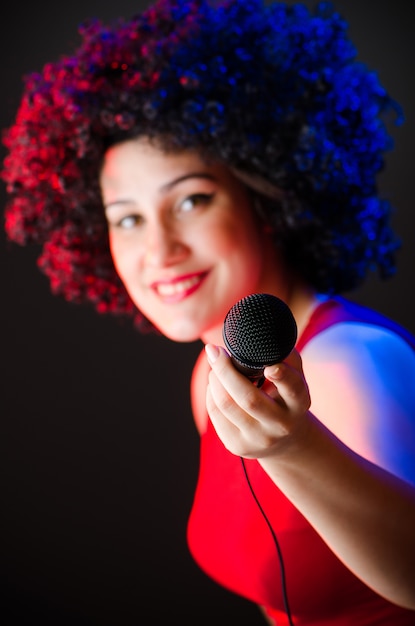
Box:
[2,0,415,623]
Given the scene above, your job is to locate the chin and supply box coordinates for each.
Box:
[167,331,202,344]
[153,322,202,344]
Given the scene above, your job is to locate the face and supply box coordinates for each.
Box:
[100,137,279,343]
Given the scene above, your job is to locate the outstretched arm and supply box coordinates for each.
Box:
[204,343,415,610]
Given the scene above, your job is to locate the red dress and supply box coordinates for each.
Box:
[187,297,415,624]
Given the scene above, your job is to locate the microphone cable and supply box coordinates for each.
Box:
[223,293,298,624]
[240,456,295,626]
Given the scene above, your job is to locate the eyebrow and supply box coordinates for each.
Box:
[160,172,216,192]
[104,172,216,212]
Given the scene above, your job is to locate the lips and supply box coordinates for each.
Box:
[151,271,208,301]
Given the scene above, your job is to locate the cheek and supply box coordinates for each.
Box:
[213,218,265,264]
[108,233,137,284]
[108,233,123,274]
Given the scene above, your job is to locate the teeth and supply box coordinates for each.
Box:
[156,275,200,296]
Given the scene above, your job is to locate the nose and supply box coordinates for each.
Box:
[143,221,189,268]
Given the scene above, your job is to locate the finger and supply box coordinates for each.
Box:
[205,353,283,456]
[263,352,311,414]
[205,344,286,425]
[206,352,261,429]
[205,381,245,443]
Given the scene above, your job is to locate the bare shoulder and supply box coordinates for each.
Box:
[301,320,415,483]
[190,346,210,435]
[302,319,415,366]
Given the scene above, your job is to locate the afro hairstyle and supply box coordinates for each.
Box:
[1,0,403,331]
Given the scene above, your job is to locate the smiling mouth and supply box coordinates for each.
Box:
[152,272,208,299]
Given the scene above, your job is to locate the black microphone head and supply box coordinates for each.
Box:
[223,293,297,384]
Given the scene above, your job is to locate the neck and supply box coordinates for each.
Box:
[285,285,328,341]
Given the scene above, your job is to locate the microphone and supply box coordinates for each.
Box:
[223,293,298,387]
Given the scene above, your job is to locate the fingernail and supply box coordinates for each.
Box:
[267,365,282,380]
[205,343,219,364]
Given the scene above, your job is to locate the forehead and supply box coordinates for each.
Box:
[101,137,208,179]
[99,137,241,201]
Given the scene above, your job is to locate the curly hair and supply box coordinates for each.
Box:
[1,0,403,332]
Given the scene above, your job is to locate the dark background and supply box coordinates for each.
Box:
[1,2,414,624]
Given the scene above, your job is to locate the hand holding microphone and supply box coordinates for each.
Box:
[205,293,311,458]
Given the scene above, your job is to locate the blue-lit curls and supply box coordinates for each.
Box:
[1,0,403,330]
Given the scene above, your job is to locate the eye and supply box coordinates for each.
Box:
[110,214,144,230]
[177,193,214,214]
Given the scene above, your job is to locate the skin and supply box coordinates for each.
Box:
[100,137,318,345]
[100,136,415,613]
